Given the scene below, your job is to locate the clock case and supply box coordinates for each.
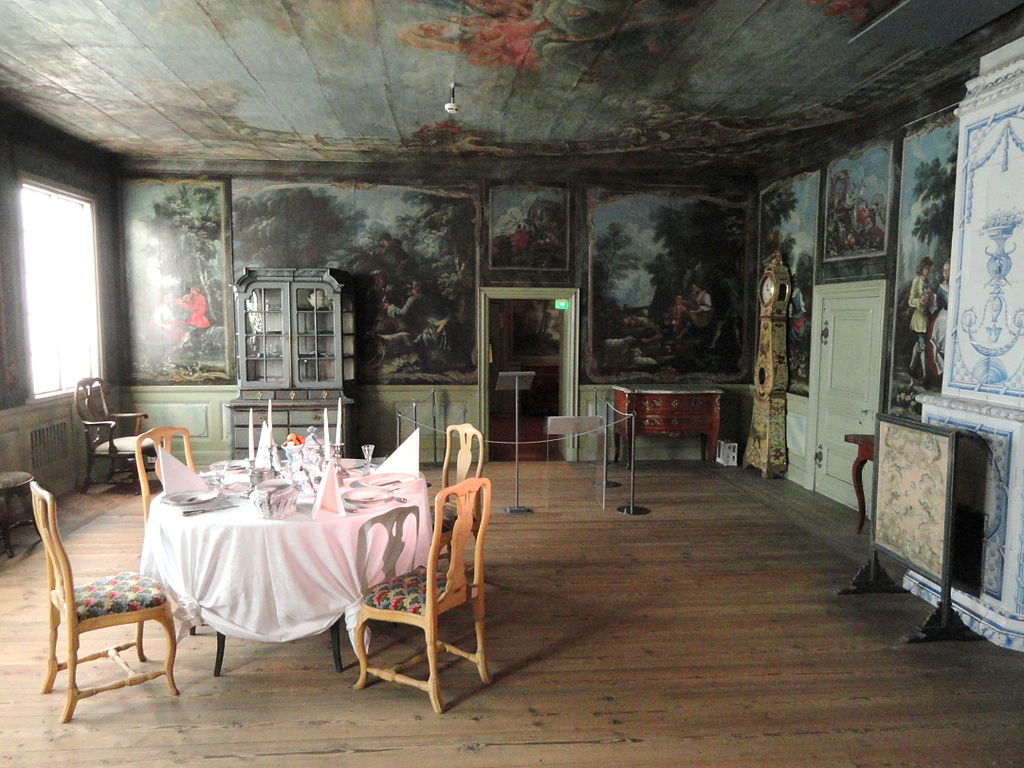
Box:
[744,252,792,477]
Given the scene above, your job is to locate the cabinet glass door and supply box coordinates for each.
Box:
[242,286,288,386]
[293,284,340,385]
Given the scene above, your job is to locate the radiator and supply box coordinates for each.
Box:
[30,420,70,471]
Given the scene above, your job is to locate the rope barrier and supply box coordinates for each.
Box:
[394,412,631,446]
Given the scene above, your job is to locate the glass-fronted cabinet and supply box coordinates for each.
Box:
[228,268,356,457]
[237,268,355,390]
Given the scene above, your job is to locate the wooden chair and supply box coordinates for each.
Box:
[353,476,492,713]
[74,377,150,492]
[134,427,196,525]
[29,481,178,723]
[439,423,485,550]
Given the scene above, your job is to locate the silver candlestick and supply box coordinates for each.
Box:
[331,443,349,480]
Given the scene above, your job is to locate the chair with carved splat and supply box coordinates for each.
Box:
[353,476,492,713]
[134,426,197,525]
[74,377,151,492]
[438,423,485,552]
[30,481,178,722]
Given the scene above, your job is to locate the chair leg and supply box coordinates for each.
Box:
[425,620,443,714]
[156,611,179,696]
[330,619,343,672]
[473,597,491,685]
[60,634,80,723]
[352,613,369,690]
[214,632,225,677]
[81,453,94,493]
[42,603,59,694]
[135,621,147,662]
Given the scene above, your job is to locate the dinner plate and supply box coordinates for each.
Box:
[360,472,417,488]
[164,490,219,507]
[342,488,394,508]
[209,459,249,473]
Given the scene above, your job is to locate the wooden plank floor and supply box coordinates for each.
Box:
[2,461,1024,767]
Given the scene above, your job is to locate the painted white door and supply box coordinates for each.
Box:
[807,280,886,507]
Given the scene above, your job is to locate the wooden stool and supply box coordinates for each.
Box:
[0,471,36,557]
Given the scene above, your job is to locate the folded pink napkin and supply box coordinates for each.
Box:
[157,447,208,495]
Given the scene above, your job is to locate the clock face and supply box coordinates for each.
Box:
[759,274,776,306]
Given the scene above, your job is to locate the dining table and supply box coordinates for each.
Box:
[139,467,431,652]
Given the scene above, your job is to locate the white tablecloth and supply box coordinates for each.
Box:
[139,477,430,646]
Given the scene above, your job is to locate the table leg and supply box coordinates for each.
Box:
[330,619,343,672]
[851,456,868,533]
[613,432,621,463]
[1,496,12,558]
[705,427,719,463]
[214,632,226,677]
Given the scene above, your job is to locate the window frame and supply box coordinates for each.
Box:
[16,174,104,400]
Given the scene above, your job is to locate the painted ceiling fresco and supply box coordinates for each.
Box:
[0,0,1022,168]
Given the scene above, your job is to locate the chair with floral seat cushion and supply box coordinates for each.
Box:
[30,481,178,723]
[134,426,197,525]
[438,423,485,551]
[74,377,151,493]
[352,476,492,713]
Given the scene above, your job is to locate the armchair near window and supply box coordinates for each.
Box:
[73,377,150,493]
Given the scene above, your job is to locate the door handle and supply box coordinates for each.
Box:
[814,444,823,468]
[820,320,830,346]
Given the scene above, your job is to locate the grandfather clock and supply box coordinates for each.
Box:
[744,252,791,477]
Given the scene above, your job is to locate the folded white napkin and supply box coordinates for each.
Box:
[374,428,420,476]
[157,446,208,494]
[311,459,345,520]
[255,421,274,469]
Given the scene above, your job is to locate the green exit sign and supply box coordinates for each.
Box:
[554,299,569,310]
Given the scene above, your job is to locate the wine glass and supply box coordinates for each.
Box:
[361,444,375,467]
[207,460,228,498]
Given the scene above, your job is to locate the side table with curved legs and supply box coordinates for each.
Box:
[844,434,874,534]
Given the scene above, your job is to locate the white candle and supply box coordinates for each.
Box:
[248,408,255,461]
[323,407,329,442]
[267,398,273,432]
[336,397,342,445]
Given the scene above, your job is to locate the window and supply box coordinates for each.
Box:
[18,181,101,397]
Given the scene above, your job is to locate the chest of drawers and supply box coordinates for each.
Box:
[612,386,722,464]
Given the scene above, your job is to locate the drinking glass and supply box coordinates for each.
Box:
[207,461,228,497]
[361,444,375,466]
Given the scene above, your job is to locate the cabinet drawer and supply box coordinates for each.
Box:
[635,396,716,414]
[287,409,327,426]
[639,416,713,432]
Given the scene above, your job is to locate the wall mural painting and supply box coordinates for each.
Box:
[585,189,747,383]
[887,111,958,417]
[231,181,478,385]
[759,171,819,396]
[821,139,893,282]
[123,179,232,385]
[489,184,568,272]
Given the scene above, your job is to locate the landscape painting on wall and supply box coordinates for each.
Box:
[887,110,957,416]
[232,181,478,384]
[489,184,568,272]
[123,178,233,385]
[759,171,819,395]
[585,189,747,383]
[821,140,893,282]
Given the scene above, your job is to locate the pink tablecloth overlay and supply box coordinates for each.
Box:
[139,477,430,647]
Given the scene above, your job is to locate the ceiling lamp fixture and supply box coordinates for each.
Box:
[444,82,459,114]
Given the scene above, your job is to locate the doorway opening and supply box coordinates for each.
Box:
[488,299,562,460]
